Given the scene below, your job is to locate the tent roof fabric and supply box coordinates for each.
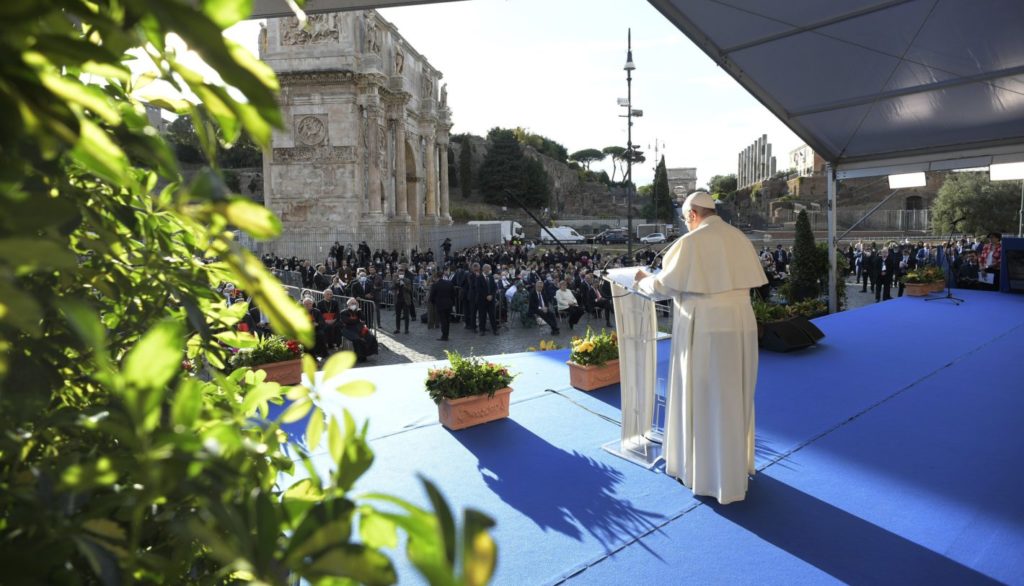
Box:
[647,0,1024,174]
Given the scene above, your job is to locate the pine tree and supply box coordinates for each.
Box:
[650,155,674,222]
[789,209,820,301]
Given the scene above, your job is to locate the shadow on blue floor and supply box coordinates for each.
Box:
[707,474,1002,585]
[451,417,666,551]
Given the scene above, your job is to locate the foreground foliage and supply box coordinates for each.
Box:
[0,1,494,583]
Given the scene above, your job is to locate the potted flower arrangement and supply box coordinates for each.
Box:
[903,265,946,296]
[426,350,516,430]
[567,328,620,391]
[527,340,562,352]
[228,335,304,385]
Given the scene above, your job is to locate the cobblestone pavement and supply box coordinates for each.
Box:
[361,310,629,367]
[355,276,879,368]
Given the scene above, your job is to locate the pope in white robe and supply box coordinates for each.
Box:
[636,192,767,504]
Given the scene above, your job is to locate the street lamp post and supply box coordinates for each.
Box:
[624,29,636,259]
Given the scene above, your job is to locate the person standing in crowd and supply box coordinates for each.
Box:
[773,244,789,274]
[428,270,456,341]
[895,246,917,298]
[392,265,415,334]
[301,259,315,288]
[477,263,499,335]
[528,280,560,334]
[873,247,896,302]
[442,237,452,261]
[312,264,331,291]
[634,191,767,505]
[980,232,1002,290]
[860,248,874,293]
[463,262,480,333]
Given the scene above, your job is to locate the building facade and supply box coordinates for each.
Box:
[260,10,452,253]
[737,134,776,189]
[788,143,826,177]
[667,167,697,202]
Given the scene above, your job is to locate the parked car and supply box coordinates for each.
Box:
[640,232,667,244]
[597,229,629,244]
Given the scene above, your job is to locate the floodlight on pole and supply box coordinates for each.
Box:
[624,28,636,258]
[887,172,926,189]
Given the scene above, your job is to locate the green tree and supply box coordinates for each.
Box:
[644,155,674,222]
[708,174,738,198]
[602,146,626,182]
[0,2,494,584]
[459,139,473,199]
[789,209,821,301]
[166,115,204,164]
[479,128,549,207]
[569,148,605,170]
[932,171,1021,234]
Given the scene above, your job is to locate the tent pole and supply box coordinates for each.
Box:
[827,164,838,314]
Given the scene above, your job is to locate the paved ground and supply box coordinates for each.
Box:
[355,274,880,368]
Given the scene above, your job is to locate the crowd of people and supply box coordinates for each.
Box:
[846,234,1003,302]
[255,239,663,358]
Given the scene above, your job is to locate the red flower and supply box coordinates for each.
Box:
[286,340,301,355]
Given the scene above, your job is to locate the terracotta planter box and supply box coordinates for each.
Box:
[930,281,946,293]
[904,282,934,297]
[255,358,303,385]
[567,359,621,392]
[438,387,513,430]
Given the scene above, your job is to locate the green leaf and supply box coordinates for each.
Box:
[305,408,325,451]
[202,0,254,34]
[322,351,356,383]
[303,354,317,383]
[214,330,258,348]
[172,378,204,428]
[0,280,42,336]
[0,237,77,273]
[462,509,497,586]
[280,397,312,423]
[305,545,396,586]
[241,381,282,415]
[222,244,313,346]
[60,300,106,350]
[222,198,281,239]
[327,416,343,464]
[336,380,375,398]
[359,510,398,550]
[123,320,184,390]
[71,118,130,186]
[422,478,457,566]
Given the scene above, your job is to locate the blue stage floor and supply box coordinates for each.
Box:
[298,290,1024,585]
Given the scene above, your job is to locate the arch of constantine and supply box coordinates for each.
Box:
[259,10,452,253]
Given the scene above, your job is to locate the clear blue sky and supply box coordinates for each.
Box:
[223,0,803,187]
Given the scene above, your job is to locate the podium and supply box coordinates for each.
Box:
[601,267,671,468]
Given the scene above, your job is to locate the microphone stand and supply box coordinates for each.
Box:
[925,219,965,305]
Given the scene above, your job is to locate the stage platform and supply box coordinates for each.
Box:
[292,289,1024,585]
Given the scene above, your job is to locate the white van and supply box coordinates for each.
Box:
[539,226,586,244]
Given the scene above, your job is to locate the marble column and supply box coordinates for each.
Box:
[394,117,408,217]
[438,141,450,219]
[425,134,437,217]
[367,108,382,214]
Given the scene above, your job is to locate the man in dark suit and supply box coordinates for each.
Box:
[477,263,499,335]
[427,270,456,341]
[773,244,789,274]
[301,296,329,358]
[463,263,480,332]
[894,246,918,297]
[528,280,560,334]
[584,273,613,327]
[872,248,897,302]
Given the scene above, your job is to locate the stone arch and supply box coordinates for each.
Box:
[905,195,923,210]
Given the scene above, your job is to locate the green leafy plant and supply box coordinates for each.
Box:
[228,334,302,370]
[785,299,828,318]
[425,351,515,403]
[0,1,495,584]
[752,298,789,323]
[569,328,619,367]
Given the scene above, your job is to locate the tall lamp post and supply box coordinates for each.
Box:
[624,29,636,259]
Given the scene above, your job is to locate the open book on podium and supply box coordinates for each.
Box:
[601,267,672,468]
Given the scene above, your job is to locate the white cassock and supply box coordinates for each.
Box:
[637,215,767,504]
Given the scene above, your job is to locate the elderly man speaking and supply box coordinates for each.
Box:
[635,191,767,504]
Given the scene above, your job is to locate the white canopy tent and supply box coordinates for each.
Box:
[648,0,1024,311]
